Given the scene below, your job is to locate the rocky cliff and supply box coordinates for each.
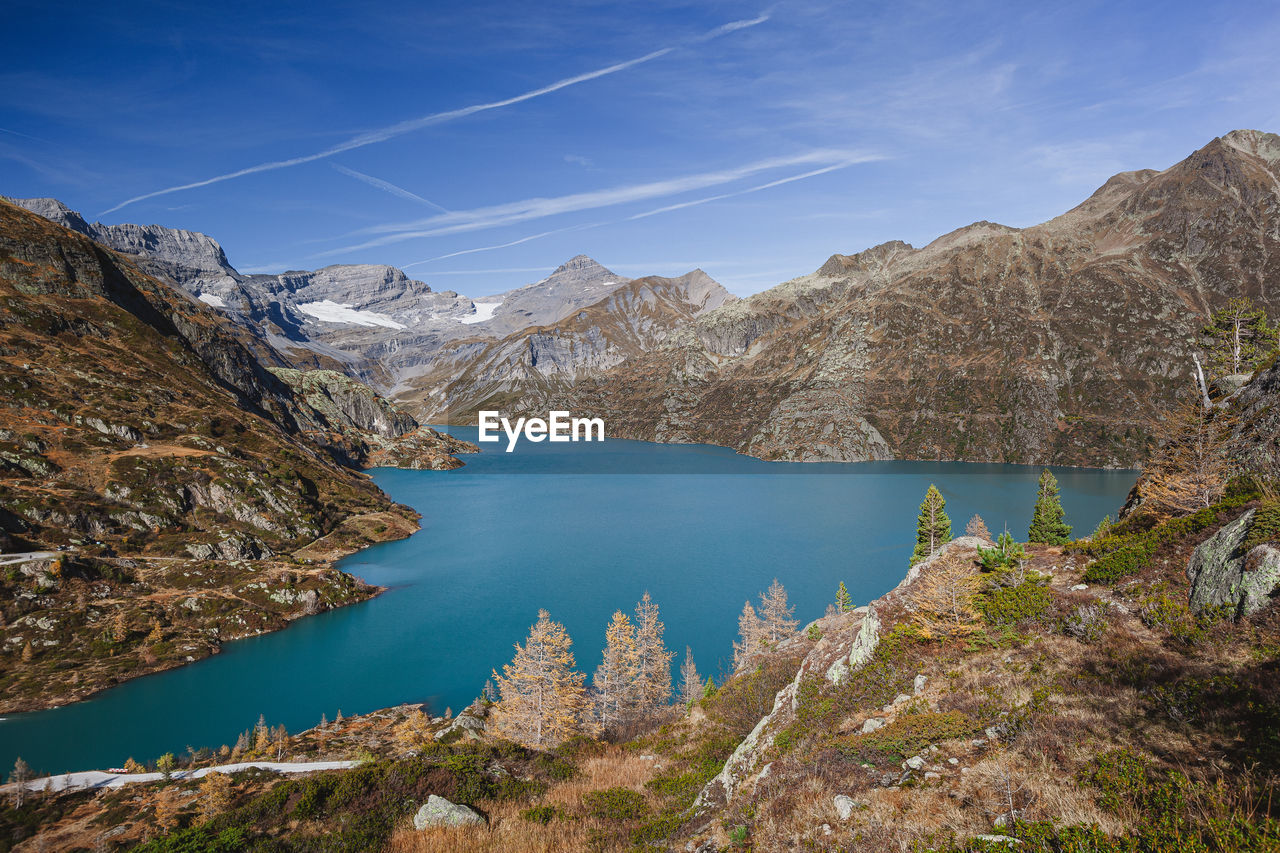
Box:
[0,198,473,712]
[561,130,1280,466]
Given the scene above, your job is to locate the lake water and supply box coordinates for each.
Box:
[0,432,1136,773]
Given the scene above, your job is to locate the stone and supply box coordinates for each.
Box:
[913,673,928,693]
[924,772,941,780]
[1071,583,1088,591]
[975,835,1023,846]
[948,757,959,765]
[413,795,485,829]
[904,756,926,771]
[860,717,886,734]
[1188,510,1280,618]
[834,794,857,820]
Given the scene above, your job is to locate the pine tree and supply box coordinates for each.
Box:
[677,646,701,710]
[633,593,674,715]
[146,620,164,645]
[493,609,589,747]
[593,610,640,730]
[965,514,991,540]
[1027,469,1072,544]
[759,579,798,643]
[703,676,716,699]
[1202,297,1275,378]
[733,601,766,670]
[911,485,952,565]
[835,581,852,613]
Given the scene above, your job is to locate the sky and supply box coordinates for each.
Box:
[2,0,1279,298]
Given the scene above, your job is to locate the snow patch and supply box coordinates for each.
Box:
[197,293,226,308]
[459,301,501,324]
[297,300,406,330]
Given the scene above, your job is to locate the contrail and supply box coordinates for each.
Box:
[399,156,875,266]
[322,150,881,256]
[331,163,452,213]
[100,14,771,216]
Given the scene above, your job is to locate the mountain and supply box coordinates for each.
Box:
[0,198,472,712]
[398,268,738,422]
[561,130,1280,466]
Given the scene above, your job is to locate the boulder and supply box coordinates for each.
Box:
[1188,510,1280,618]
[833,794,857,821]
[413,795,485,829]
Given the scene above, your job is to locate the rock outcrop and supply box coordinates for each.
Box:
[413,795,486,829]
[1188,510,1280,617]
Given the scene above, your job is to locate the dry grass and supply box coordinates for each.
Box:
[387,746,659,853]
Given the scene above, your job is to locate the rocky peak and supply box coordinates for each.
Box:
[5,196,235,276]
[551,254,612,277]
[1220,128,1280,164]
[4,197,92,236]
[817,240,916,277]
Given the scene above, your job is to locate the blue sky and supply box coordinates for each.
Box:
[3,0,1279,297]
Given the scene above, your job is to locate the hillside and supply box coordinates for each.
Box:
[0,199,472,712]
[563,130,1280,466]
[398,269,737,423]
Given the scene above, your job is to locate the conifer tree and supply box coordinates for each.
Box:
[633,593,674,714]
[1027,469,1072,544]
[253,715,270,753]
[733,601,766,670]
[678,646,701,710]
[9,757,31,808]
[154,788,179,832]
[1203,297,1275,377]
[1091,515,1113,539]
[493,609,589,747]
[199,771,232,821]
[911,485,952,565]
[156,752,175,783]
[835,581,852,613]
[703,676,716,698]
[593,610,640,730]
[759,579,798,642]
[965,514,991,540]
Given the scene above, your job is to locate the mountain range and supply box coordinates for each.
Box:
[10,129,1280,472]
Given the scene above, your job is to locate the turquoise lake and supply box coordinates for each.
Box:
[0,432,1137,773]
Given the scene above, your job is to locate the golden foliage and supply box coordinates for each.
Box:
[909,553,982,637]
[493,609,589,747]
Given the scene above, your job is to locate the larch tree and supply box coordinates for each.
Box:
[199,771,232,821]
[9,757,31,808]
[1142,384,1237,516]
[965,514,991,540]
[633,593,674,715]
[911,485,952,565]
[733,601,766,670]
[759,579,798,643]
[153,788,180,832]
[492,609,589,748]
[1027,469,1073,544]
[835,581,852,613]
[909,553,982,637]
[156,752,176,783]
[593,610,640,730]
[253,715,270,753]
[678,646,702,710]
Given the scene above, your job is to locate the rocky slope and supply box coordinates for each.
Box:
[397,268,737,422]
[560,130,1280,466]
[0,198,473,712]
